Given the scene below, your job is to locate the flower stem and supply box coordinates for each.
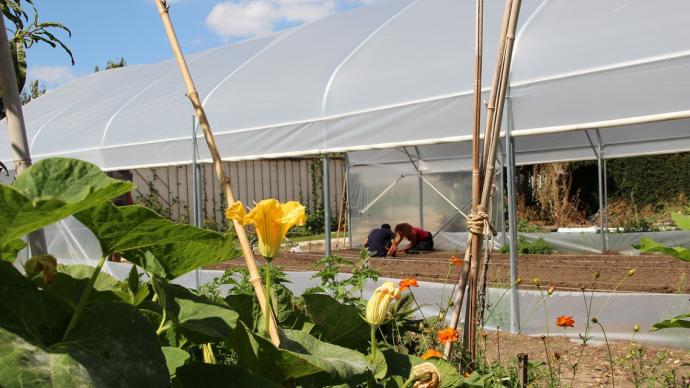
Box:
[264,261,273,337]
[370,324,378,363]
[62,255,106,341]
[595,320,615,388]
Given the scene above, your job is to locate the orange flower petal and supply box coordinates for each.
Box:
[421,349,443,360]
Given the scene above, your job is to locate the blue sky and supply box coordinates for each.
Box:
[25,0,371,89]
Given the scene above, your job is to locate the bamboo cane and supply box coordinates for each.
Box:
[461,0,485,365]
[480,0,522,211]
[462,0,522,364]
[481,0,513,172]
[153,0,281,346]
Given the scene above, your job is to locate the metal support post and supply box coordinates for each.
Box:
[191,116,203,288]
[418,173,424,229]
[597,143,607,253]
[345,155,354,249]
[323,154,331,256]
[506,98,520,333]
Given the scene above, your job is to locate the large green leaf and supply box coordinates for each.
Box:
[225,293,257,330]
[35,264,128,310]
[0,261,168,387]
[75,202,238,278]
[652,313,690,331]
[162,346,190,378]
[175,363,280,388]
[0,327,94,387]
[0,158,133,261]
[635,237,690,262]
[51,302,169,387]
[228,322,371,385]
[0,261,70,344]
[156,279,239,343]
[281,329,371,385]
[0,239,26,262]
[303,293,370,351]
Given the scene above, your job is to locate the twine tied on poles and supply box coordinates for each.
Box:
[466,210,496,236]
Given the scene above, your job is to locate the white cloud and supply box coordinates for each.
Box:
[27,65,76,86]
[206,0,340,39]
[206,1,278,38]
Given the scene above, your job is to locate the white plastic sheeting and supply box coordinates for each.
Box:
[347,144,505,251]
[74,260,689,348]
[2,0,690,170]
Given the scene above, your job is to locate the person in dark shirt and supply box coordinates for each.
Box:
[363,224,394,257]
[387,222,434,255]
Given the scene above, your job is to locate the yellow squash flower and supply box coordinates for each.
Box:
[226,199,306,260]
[365,281,400,325]
[411,362,441,388]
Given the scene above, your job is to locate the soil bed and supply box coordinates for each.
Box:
[214,250,690,294]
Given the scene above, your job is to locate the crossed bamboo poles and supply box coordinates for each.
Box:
[444,0,522,363]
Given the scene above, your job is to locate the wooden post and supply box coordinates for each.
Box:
[153,0,281,346]
[517,353,528,387]
[0,14,47,255]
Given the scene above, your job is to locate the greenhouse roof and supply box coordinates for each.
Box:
[2,0,690,170]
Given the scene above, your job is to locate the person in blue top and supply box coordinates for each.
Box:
[363,224,395,257]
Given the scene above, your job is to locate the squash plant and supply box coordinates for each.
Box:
[0,158,464,388]
[636,212,690,331]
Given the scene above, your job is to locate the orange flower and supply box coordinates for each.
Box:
[450,256,464,266]
[437,327,459,344]
[421,349,442,360]
[399,278,419,291]
[556,315,575,328]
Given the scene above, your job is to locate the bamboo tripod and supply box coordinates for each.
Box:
[444,0,522,363]
[154,0,281,346]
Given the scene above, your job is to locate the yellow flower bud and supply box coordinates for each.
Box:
[627,268,637,277]
[365,281,400,325]
[633,324,640,333]
[411,362,441,388]
[547,286,555,295]
[24,255,58,284]
[532,277,541,287]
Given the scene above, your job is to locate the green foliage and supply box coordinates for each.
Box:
[620,216,658,233]
[516,219,543,233]
[1,0,73,118]
[303,293,370,351]
[20,79,45,104]
[607,153,690,206]
[635,212,690,262]
[75,202,239,278]
[500,237,553,254]
[307,252,380,303]
[94,57,126,72]
[652,313,690,331]
[0,158,133,262]
[2,156,584,386]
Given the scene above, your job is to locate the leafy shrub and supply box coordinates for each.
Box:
[501,237,553,254]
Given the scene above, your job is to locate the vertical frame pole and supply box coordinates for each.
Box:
[418,173,424,229]
[191,116,203,288]
[597,143,607,253]
[323,154,332,256]
[506,99,520,334]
